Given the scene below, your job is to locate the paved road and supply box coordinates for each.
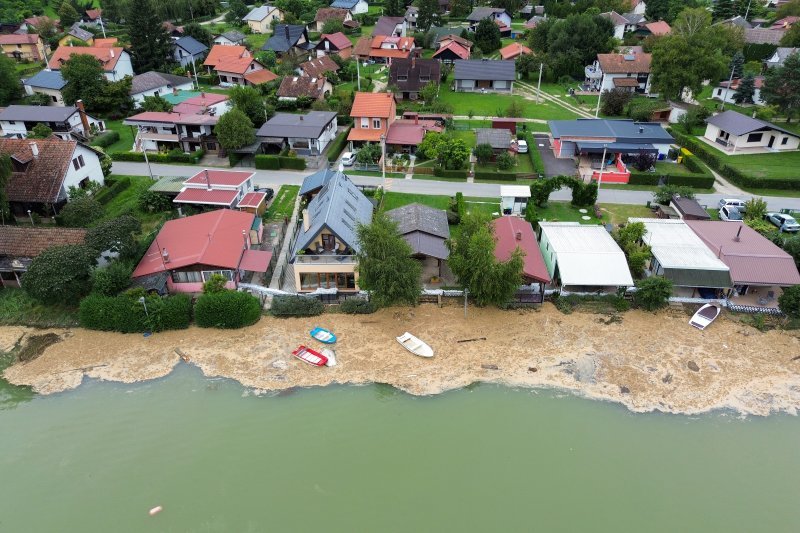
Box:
[111,161,800,210]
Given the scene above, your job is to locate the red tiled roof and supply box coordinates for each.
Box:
[0,138,76,204]
[492,216,550,283]
[644,21,671,35]
[0,226,86,258]
[432,41,470,60]
[351,92,395,118]
[238,191,266,208]
[185,169,254,187]
[368,36,414,59]
[173,188,239,206]
[204,45,249,68]
[132,210,257,278]
[347,128,385,142]
[685,221,800,286]
[49,46,124,72]
[244,69,278,84]
[720,76,765,90]
[597,51,651,74]
[85,9,102,20]
[93,37,118,48]
[215,56,261,75]
[300,55,339,78]
[613,78,639,87]
[386,122,425,145]
[320,32,352,50]
[0,34,41,45]
[499,43,532,60]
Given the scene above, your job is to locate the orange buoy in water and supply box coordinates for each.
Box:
[149,506,163,516]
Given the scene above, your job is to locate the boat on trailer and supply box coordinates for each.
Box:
[689,303,721,330]
[396,332,434,358]
[292,345,329,366]
[310,327,336,344]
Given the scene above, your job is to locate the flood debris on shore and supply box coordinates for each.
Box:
[3,304,800,416]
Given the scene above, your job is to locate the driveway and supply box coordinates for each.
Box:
[533,134,576,178]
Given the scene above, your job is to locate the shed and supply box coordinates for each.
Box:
[500,185,531,216]
[670,195,711,221]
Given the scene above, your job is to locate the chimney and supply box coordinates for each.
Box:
[516,231,522,241]
[162,248,170,263]
[76,100,90,135]
[110,49,114,58]
[204,169,211,190]
[285,25,290,41]
[303,209,310,231]
[638,126,644,133]
[29,141,39,158]
[242,229,248,250]
[734,225,742,242]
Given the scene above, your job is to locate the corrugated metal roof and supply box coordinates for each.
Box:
[549,118,673,144]
[454,59,515,81]
[174,188,238,206]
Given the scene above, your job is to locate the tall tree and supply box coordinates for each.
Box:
[0,54,21,106]
[182,22,214,47]
[58,0,80,28]
[733,74,756,104]
[417,0,442,32]
[61,54,106,108]
[102,0,130,23]
[355,213,422,307]
[384,0,405,17]
[762,52,800,122]
[225,0,249,24]
[23,244,97,305]
[447,213,524,307]
[449,0,471,19]
[527,13,614,79]
[126,0,174,72]
[215,108,255,150]
[777,0,800,19]
[729,51,744,79]
[474,18,502,54]
[645,0,705,24]
[712,0,735,21]
[781,24,800,47]
[228,85,267,126]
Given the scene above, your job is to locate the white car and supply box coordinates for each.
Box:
[718,198,747,212]
[516,139,528,153]
[719,205,743,222]
[341,152,356,166]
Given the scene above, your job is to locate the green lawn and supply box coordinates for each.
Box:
[475,152,535,176]
[103,120,135,154]
[265,185,300,222]
[701,141,800,180]
[245,33,269,51]
[450,129,476,149]
[0,289,78,328]
[695,85,752,116]
[653,161,701,176]
[537,201,654,226]
[381,192,500,218]
[101,175,167,233]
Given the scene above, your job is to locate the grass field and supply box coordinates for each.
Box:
[265,185,300,222]
[702,141,800,180]
[0,289,78,328]
[536,201,654,226]
[101,175,167,233]
[103,120,135,153]
[381,192,500,217]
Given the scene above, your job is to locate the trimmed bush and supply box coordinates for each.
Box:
[194,290,262,328]
[474,171,518,181]
[327,127,351,162]
[255,155,280,169]
[628,172,715,188]
[79,293,192,332]
[433,167,468,179]
[94,176,131,205]
[338,298,376,314]
[279,156,306,170]
[110,150,204,164]
[90,130,120,148]
[271,295,324,317]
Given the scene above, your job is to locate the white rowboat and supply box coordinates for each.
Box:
[321,348,337,367]
[689,303,721,330]
[396,332,434,358]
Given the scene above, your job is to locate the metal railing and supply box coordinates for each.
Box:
[294,254,356,264]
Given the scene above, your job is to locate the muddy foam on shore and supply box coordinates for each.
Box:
[3,305,800,416]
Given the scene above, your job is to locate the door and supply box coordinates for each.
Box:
[768,135,775,148]
[322,234,335,251]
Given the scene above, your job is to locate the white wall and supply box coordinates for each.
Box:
[24,86,65,106]
[61,144,105,199]
[713,85,764,106]
[353,1,369,15]
[107,52,134,81]
[0,120,28,138]
[600,72,651,94]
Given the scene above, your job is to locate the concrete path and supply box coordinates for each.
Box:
[515,81,594,119]
[710,168,748,196]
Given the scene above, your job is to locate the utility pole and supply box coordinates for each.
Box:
[99,16,107,39]
[190,56,199,90]
[721,61,737,111]
[597,144,607,195]
[536,62,543,104]
[595,86,602,117]
[356,58,361,91]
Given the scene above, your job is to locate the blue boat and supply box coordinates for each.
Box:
[310,327,337,344]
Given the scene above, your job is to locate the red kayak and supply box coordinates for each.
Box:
[292,345,329,367]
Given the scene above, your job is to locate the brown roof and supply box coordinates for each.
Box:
[0,34,41,45]
[0,138,77,204]
[204,45,249,68]
[499,43,532,60]
[244,69,278,85]
[644,21,671,35]
[299,55,339,78]
[686,221,800,286]
[597,51,651,74]
[315,7,349,23]
[389,58,441,93]
[353,36,372,57]
[744,28,784,45]
[277,76,327,98]
[319,32,352,51]
[0,226,87,259]
[437,34,472,48]
[85,9,102,21]
[613,77,639,87]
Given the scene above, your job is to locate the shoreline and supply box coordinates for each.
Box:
[3,304,800,416]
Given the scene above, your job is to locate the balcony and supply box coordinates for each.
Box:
[139,132,180,142]
[294,254,356,265]
[584,65,602,79]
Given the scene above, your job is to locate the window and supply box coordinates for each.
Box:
[372,118,381,129]
[171,271,202,283]
[361,117,369,128]
[8,121,14,125]
[746,132,763,143]
[78,155,85,167]
[72,158,80,171]
[201,270,233,282]
[716,89,721,96]
[782,137,789,145]
[300,272,356,290]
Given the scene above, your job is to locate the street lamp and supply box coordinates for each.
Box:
[138,296,149,317]
[380,133,387,184]
[27,210,33,226]
[597,144,608,195]
[138,126,155,180]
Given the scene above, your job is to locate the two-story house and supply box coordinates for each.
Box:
[23,70,68,106]
[312,8,357,32]
[203,45,276,86]
[262,25,314,59]
[243,5,284,34]
[405,7,419,31]
[330,0,369,15]
[173,169,256,209]
[584,49,652,94]
[315,32,354,59]
[389,58,441,100]
[291,171,373,293]
[347,92,396,149]
[467,7,512,35]
[0,104,105,140]
[0,137,105,216]
[214,31,246,46]
[48,46,134,81]
[172,36,208,68]
[0,34,47,62]
[354,35,415,63]
[257,111,338,156]
[372,16,407,37]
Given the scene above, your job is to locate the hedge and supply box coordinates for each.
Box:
[339,298,376,314]
[474,171,518,181]
[271,295,324,317]
[111,150,204,164]
[194,290,262,329]
[255,155,307,170]
[90,130,120,149]
[79,293,192,333]
[94,176,131,205]
[433,167,468,179]
[327,127,351,162]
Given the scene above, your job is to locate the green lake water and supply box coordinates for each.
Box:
[1,365,799,533]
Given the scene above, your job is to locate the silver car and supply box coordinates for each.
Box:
[718,198,747,212]
[764,212,800,232]
[719,205,743,222]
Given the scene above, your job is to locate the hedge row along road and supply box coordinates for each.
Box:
[109,161,800,211]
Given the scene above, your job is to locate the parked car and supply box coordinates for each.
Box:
[764,212,800,232]
[719,205,743,222]
[516,139,528,153]
[718,198,747,212]
[262,187,274,202]
[341,152,356,166]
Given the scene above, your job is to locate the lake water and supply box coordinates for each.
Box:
[1,365,799,532]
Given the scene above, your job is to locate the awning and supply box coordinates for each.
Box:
[575,141,658,154]
[239,249,272,272]
[612,78,639,87]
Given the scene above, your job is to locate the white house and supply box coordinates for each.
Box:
[256,111,339,156]
[172,36,208,68]
[0,104,105,139]
[48,46,134,82]
[130,71,194,106]
[713,77,765,106]
[214,31,246,46]
[466,7,512,33]
[631,0,646,16]
[585,49,652,94]
[330,0,369,15]
[703,110,800,153]
[23,70,67,106]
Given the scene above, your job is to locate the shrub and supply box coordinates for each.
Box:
[79,293,192,332]
[474,143,494,164]
[271,295,324,317]
[254,155,306,170]
[94,176,131,205]
[59,197,103,227]
[90,130,120,148]
[743,197,767,221]
[433,167,468,179]
[195,290,262,328]
[339,298,376,314]
[202,273,228,294]
[633,276,673,311]
[91,262,133,296]
[473,171,518,181]
[653,184,696,205]
[327,127,351,162]
[137,188,173,213]
[779,285,800,318]
[110,150,204,164]
[496,152,515,171]
[24,244,97,304]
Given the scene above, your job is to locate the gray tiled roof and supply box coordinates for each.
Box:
[705,110,799,138]
[24,69,66,90]
[174,36,208,56]
[385,203,450,260]
[219,30,245,43]
[258,111,337,139]
[67,23,93,42]
[467,7,507,22]
[0,105,78,122]
[299,168,337,196]
[476,128,512,149]
[130,71,192,95]
[454,59,515,81]
[372,16,404,36]
[263,25,308,52]
[293,172,373,254]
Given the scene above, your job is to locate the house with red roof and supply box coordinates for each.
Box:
[131,209,271,294]
[432,41,470,63]
[492,216,550,300]
[584,48,652,94]
[172,169,258,210]
[315,32,353,59]
[347,92,439,153]
[499,42,532,61]
[49,45,133,81]
[203,45,276,86]
[354,35,415,63]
